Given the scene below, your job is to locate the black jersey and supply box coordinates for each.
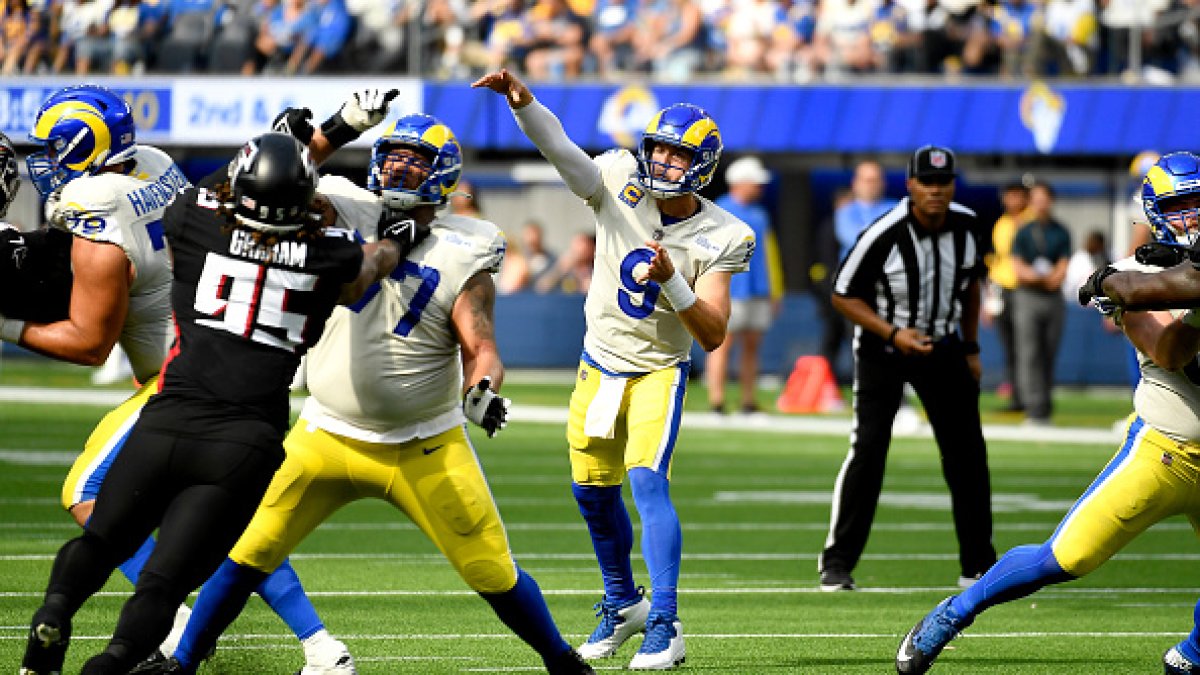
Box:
[143,169,363,442]
[0,225,72,322]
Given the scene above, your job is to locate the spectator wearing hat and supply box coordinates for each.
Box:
[819,145,996,592]
[707,156,782,415]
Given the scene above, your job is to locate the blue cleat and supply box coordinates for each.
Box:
[629,614,685,670]
[577,589,649,659]
[1165,645,1198,674]
[895,597,972,674]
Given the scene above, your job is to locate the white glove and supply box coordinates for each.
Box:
[43,185,66,230]
[463,376,510,438]
[339,88,399,133]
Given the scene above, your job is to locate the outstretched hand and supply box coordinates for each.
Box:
[471,70,533,109]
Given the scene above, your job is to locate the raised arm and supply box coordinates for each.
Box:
[472,69,602,201]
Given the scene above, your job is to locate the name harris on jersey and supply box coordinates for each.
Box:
[125,164,190,218]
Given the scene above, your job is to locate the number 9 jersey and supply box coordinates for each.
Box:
[584,149,755,373]
[300,176,507,441]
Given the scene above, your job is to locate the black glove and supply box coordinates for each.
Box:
[463,377,510,437]
[1078,265,1120,307]
[272,107,315,145]
[378,216,431,259]
[1136,242,1188,268]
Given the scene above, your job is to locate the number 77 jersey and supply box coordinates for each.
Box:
[583,149,756,373]
[300,176,507,442]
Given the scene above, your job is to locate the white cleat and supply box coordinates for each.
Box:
[298,634,356,675]
[629,617,685,670]
[577,594,651,659]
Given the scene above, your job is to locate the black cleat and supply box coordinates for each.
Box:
[547,648,596,674]
[20,611,71,675]
[819,568,855,592]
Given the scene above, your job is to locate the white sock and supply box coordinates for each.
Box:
[157,604,192,657]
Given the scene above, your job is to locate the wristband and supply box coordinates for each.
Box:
[1183,309,1200,329]
[963,340,980,355]
[886,326,899,346]
[659,269,697,312]
[0,317,25,343]
[319,113,361,150]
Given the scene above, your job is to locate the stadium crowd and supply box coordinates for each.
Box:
[4,0,1200,82]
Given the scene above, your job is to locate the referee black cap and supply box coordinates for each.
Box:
[907,145,957,181]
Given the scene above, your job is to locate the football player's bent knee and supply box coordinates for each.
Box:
[230,533,289,574]
[1049,544,1102,577]
[460,557,518,594]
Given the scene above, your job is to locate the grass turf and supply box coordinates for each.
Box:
[0,381,1193,674]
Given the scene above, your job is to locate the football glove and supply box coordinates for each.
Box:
[1135,242,1188,268]
[463,376,510,438]
[272,107,315,145]
[378,215,431,259]
[320,88,400,149]
[1078,265,1120,308]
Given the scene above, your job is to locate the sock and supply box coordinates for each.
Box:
[480,567,571,664]
[174,558,268,669]
[629,467,681,619]
[256,558,324,641]
[572,483,638,605]
[951,542,1074,618]
[157,604,191,657]
[1180,598,1200,663]
[116,536,156,586]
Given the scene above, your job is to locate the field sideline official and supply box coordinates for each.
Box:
[818,145,997,592]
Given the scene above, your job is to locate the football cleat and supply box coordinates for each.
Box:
[629,615,685,670]
[957,574,983,589]
[546,648,597,674]
[20,612,71,675]
[819,568,856,592]
[299,635,356,674]
[577,591,650,659]
[127,650,168,674]
[896,597,972,674]
[1166,644,1199,674]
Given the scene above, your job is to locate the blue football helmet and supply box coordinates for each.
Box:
[26,85,137,197]
[0,132,19,219]
[636,103,722,199]
[367,113,462,212]
[1142,151,1200,246]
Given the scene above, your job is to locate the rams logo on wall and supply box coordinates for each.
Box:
[1019,81,1066,155]
[598,85,660,149]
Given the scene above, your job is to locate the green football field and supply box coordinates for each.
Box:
[0,361,1194,673]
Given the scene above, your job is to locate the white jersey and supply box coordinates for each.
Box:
[1109,256,1200,442]
[301,176,507,442]
[53,145,188,382]
[581,149,755,373]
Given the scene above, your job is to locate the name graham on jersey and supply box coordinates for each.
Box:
[125,165,189,217]
[228,229,308,266]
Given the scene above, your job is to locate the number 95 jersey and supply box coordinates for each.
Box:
[301,176,507,442]
[584,149,755,373]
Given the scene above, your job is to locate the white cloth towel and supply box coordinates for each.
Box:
[583,374,628,439]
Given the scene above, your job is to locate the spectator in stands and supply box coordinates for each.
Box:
[1029,0,1098,76]
[813,186,854,382]
[1011,181,1071,426]
[590,0,639,77]
[107,0,144,74]
[766,0,818,81]
[481,0,530,72]
[343,0,411,72]
[521,0,587,79]
[522,220,557,287]
[286,0,351,73]
[724,0,783,76]
[639,0,705,80]
[899,0,972,74]
[245,0,312,74]
[835,159,896,263]
[536,232,595,294]
[964,0,1036,76]
[984,181,1030,412]
[707,156,780,415]
[1063,229,1111,302]
[55,0,116,74]
[1,0,47,74]
[813,0,883,76]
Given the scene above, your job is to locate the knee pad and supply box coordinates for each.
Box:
[461,557,517,594]
[427,473,487,536]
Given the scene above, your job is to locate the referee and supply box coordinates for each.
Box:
[818,145,996,592]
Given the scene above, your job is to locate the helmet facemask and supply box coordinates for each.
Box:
[1143,152,1200,248]
[26,85,136,197]
[0,133,20,220]
[634,103,722,200]
[371,143,435,213]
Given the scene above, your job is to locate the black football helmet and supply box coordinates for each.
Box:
[0,132,19,220]
[227,132,319,233]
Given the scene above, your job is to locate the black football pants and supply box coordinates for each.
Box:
[820,339,997,578]
[37,425,282,673]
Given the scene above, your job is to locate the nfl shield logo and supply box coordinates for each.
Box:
[930,151,947,169]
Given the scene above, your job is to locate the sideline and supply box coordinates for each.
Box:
[0,386,1118,446]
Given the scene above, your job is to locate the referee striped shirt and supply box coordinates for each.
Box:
[833,197,982,343]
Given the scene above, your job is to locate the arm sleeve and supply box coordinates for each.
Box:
[512,99,604,202]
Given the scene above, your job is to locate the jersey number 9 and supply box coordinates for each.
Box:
[618,248,660,320]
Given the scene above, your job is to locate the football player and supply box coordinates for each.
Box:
[0,130,72,324]
[898,151,1200,675]
[474,70,755,670]
[154,113,594,675]
[21,131,427,675]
